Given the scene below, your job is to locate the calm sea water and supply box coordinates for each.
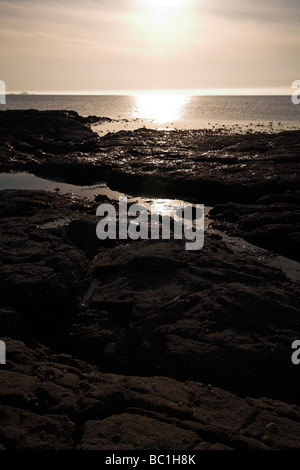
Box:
[1,94,299,133]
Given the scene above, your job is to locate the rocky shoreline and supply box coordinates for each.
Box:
[0,110,300,450]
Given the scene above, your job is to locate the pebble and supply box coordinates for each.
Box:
[266,422,278,434]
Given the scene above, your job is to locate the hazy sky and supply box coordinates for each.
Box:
[0,0,299,94]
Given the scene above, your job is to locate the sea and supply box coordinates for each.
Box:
[1,94,300,135]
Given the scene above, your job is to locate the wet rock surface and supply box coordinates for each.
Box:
[0,110,300,450]
[1,110,300,202]
[209,192,300,262]
[97,127,300,205]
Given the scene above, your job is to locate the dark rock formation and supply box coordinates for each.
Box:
[2,338,300,451]
[209,192,300,262]
[0,111,299,450]
[0,190,92,344]
[1,110,300,202]
[71,237,300,405]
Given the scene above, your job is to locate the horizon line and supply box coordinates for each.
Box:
[6,87,293,96]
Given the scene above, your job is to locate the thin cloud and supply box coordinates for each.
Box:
[0,0,298,92]
[200,0,300,25]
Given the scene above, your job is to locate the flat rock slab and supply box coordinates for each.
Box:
[1,338,300,450]
[71,236,300,405]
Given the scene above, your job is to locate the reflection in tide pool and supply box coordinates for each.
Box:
[0,172,123,200]
[1,172,300,279]
[148,198,204,231]
[132,94,190,125]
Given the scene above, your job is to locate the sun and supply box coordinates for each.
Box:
[134,0,196,50]
[143,0,186,9]
[140,0,188,16]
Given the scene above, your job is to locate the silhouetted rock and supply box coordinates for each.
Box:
[70,237,300,405]
[0,111,300,451]
[0,190,91,344]
[1,338,300,450]
[1,110,300,202]
[209,193,300,262]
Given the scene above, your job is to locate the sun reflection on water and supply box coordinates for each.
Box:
[132,94,190,125]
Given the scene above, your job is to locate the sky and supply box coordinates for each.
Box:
[0,0,299,94]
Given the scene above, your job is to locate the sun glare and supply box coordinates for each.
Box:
[135,0,196,48]
[142,0,186,12]
[133,94,189,124]
[139,0,194,20]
